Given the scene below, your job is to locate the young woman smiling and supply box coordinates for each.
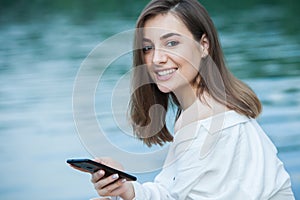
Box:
[89,0,295,199]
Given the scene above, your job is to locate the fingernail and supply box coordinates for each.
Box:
[98,170,104,175]
[112,174,119,179]
[121,178,126,183]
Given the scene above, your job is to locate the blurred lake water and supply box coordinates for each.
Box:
[0,0,299,199]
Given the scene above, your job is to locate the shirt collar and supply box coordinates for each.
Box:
[173,110,250,145]
[200,110,250,135]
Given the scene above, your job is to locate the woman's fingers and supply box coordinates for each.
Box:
[105,181,128,196]
[94,173,119,190]
[91,170,105,183]
[94,174,127,197]
[90,158,130,198]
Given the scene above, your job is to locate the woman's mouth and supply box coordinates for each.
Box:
[155,68,177,81]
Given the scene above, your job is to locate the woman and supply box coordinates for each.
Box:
[90,0,295,199]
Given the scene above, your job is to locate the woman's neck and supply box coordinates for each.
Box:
[174,92,229,133]
[173,85,198,111]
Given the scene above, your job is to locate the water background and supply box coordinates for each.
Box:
[0,0,299,199]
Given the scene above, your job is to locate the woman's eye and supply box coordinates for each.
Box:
[142,45,153,53]
[166,41,179,47]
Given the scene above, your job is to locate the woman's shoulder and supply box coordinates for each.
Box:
[199,110,251,134]
[173,110,267,157]
[174,110,251,138]
[172,110,251,155]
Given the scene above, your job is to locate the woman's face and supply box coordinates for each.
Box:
[142,13,203,94]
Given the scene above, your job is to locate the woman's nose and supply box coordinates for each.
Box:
[152,48,167,65]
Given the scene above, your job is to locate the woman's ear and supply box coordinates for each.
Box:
[200,34,209,58]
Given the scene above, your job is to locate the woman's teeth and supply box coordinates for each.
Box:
[157,69,176,76]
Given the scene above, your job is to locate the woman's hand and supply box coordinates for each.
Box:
[91,157,135,200]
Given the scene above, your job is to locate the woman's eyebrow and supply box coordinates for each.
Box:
[160,33,181,40]
[142,38,152,43]
[142,32,181,43]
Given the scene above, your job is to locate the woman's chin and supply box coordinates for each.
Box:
[157,84,173,93]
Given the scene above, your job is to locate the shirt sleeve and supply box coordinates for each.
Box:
[235,120,294,199]
[187,119,294,200]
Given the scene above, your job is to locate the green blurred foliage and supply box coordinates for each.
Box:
[0,0,148,21]
[0,0,299,38]
[1,0,299,18]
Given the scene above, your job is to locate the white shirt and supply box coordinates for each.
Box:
[131,111,295,200]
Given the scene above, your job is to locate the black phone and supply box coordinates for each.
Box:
[66,158,137,181]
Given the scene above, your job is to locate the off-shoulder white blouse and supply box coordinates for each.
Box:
[131,111,295,200]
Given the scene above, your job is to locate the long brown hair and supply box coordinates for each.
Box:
[129,0,262,147]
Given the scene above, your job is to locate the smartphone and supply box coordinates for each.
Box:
[66,158,137,181]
